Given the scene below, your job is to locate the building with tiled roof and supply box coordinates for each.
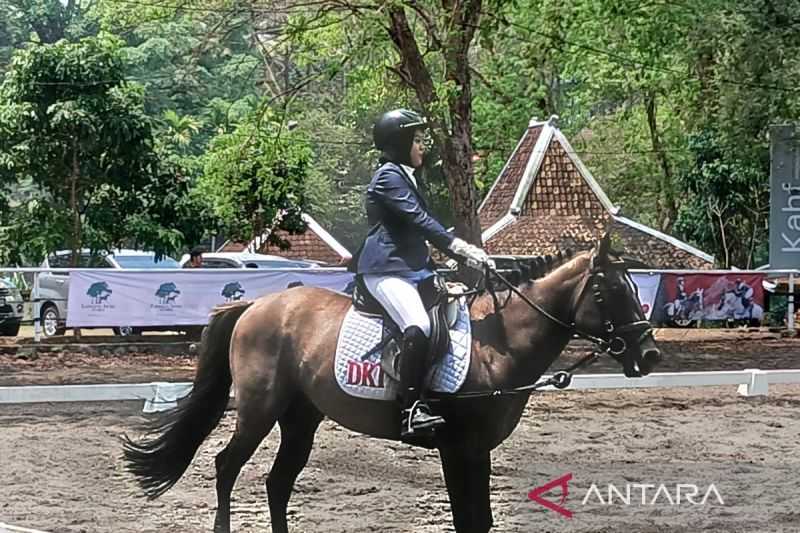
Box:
[479,116,714,269]
[218,213,351,265]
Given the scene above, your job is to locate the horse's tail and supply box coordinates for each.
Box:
[122,300,254,499]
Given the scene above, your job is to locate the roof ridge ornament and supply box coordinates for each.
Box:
[528,114,560,128]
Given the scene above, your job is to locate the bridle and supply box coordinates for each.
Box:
[568,256,654,377]
[487,257,652,377]
[432,256,655,400]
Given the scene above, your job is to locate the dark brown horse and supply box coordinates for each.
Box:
[123,235,660,533]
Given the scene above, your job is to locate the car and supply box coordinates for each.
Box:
[37,249,180,337]
[0,277,24,336]
[178,252,320,269]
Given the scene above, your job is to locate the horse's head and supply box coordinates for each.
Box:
[572,234,661,377]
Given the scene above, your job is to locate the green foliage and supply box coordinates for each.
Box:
[2,0,800,268]
[0,34,209,262]
[674,131,768,268]
[0,193,68,265]
[472,0,800,265]
[199,108,311,245]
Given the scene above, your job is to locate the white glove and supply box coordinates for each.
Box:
[448,238,495,271]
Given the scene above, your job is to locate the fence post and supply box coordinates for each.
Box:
[32,272,41,343]
[789,272,796,334]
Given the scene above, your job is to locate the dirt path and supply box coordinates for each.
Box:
[1,329,798,532]
[1,386,798,533]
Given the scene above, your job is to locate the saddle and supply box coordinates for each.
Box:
[334,280,472,400]
[351,274,453,372]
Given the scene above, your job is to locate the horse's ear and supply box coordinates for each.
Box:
[596,232,611,263]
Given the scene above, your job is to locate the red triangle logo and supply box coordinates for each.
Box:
[527,472,573,518]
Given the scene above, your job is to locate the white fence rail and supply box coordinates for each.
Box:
[2,370,800,411]
[0,524,52,533]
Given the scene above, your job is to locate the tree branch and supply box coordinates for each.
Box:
[385,6,437,108]
[470,65,513,104]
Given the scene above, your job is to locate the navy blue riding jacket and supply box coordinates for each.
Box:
[354,162,455,274]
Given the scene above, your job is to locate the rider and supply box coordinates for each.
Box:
[733,278,754,312]
[352,108,492,441]
[674,276,687,310]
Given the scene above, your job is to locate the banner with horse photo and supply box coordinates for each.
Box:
[657,273,766,327]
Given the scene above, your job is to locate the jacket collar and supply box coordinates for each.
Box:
[392,163,427,208]
[400,164,418,187]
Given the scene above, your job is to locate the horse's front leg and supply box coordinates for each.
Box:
[439,445,493,533]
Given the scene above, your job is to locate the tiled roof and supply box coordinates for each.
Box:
[259,228,343,264]
[479,125,543,229]
[480,117,714,269]
[610,218,713,269]
[485,214,608,256]
[521,138,608,219]
[217,213,350,265]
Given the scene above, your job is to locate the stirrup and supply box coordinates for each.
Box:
[402,400,444,437]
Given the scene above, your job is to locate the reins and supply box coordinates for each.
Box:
[433,263,639,401]
[488,268,608,347]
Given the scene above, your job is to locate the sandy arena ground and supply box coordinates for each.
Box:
[0,331,799,532]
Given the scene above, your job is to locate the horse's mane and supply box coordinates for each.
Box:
[504,249,575,288]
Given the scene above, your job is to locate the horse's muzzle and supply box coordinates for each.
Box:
[637,335,661,376]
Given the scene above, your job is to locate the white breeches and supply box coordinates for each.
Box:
[362,274,431,337]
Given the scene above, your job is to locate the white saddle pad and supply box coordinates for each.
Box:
[334,299,472,401]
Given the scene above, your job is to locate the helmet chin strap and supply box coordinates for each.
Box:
[380,134,415,166]
[380,150,412,167]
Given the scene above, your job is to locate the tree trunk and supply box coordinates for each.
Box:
[69,140,82,339]
[711,204,729,269]
[386,3,483,245]
[69,140,81,267]
[644,91,677,232]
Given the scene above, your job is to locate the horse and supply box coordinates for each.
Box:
[123,235,661,533]
[665,288,704,327]
[716,290,764,324]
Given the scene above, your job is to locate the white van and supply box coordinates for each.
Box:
[178,252,320,269]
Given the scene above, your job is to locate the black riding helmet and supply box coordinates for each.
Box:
[373,109,427,166]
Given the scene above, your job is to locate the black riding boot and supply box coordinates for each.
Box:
[399,326,445,441]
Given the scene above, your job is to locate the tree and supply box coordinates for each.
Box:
[0,34,207,262]
[674,132,768,268]
[198,108,311,246]
[2,0,87,46]
[275,1,503,244]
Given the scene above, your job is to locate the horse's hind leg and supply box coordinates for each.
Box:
[214,374,296,533]
[213,405,278,533]
[266,395,324,533]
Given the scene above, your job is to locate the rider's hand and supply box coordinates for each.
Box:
[448,238,495,271]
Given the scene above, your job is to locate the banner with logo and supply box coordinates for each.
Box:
[66,270,354,327]
[658,273,766,325]
[630,273,661,320]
